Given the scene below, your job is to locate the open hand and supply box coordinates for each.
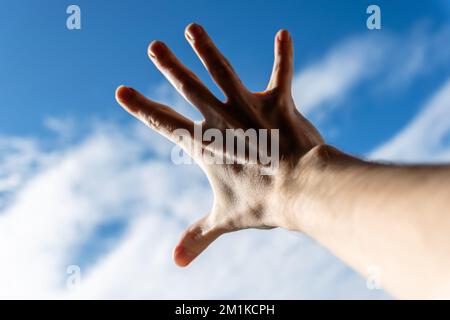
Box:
[116,23,323,267]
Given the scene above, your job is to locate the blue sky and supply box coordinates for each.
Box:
[0,0,449,298]
[1,0,449,152]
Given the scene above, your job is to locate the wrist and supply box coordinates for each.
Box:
[274,144,366,233]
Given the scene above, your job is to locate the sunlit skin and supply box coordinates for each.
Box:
[116,23,450,299]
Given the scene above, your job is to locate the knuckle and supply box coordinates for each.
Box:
[142,111,161,130]
[178,77,195,94]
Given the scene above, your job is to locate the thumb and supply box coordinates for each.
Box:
[173,215,223,267]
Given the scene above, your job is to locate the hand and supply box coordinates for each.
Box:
[115,23,324,267]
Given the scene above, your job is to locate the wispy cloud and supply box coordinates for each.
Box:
[293,24,450,117]
[293,35,385,115]
[0,120,386,299]
[369,78,450,162]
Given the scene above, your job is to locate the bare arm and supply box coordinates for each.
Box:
[115,23,450,299]
[282,145,450,299]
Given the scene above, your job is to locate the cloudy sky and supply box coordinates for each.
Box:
[0,0,449,299]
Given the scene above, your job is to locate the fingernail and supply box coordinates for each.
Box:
[173,246,195,267]
[148,40,165,59]
[185,30,194,41]
[185,23,203,41]
[277,29,290,42]
[116,85,135,102]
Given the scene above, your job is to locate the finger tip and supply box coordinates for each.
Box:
[148,40,166,59]
[277,29,291,42]
[185,22,199,32]
[173,245,194,267]
[115,85,135,103]
[185,22,203,40]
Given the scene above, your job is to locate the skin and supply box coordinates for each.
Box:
[116,23,450,299]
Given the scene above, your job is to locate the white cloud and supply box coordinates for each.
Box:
[293,35,386,115]
[369,78,450,162]
[43,117,75,141]
[293,24,450,117]
[0,120,387,299]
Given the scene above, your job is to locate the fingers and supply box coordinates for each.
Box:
[185,23,249,102]
[115,85,194,142]
[148,41,223,120]
[173,215,223,267]
[266,29,294,95]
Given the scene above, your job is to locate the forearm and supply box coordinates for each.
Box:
[279,144,450,299]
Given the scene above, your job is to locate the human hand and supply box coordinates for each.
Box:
[115,23,323,267]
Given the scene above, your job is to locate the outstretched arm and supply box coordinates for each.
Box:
[282,145,450,299]
[115,23,450,299]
